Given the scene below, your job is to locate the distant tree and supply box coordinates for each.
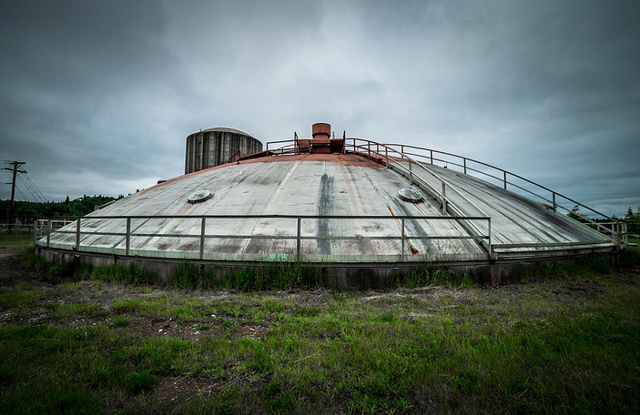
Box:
[0,195,117,222]
[626,207,640,235]
[567,205,588,223]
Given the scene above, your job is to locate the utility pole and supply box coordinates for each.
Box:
[3,161,26,232]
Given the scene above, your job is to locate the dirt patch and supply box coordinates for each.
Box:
[125,317,221,340]
[555,282,605,297]
[154,375,222,406]
[236,325,267,339]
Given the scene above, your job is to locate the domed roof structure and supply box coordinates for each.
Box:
[36,123,627,284]
[199,127,255,137]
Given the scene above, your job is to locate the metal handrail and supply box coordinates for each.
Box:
[345,139,497,256]
[267,138,612,218]
[381,143,611,219]
[379,143,622,241]
[35,214,493,262]
[227,150,241,163]
[265,139,297,153]
[265,137,623,247]
[358,139,624,246]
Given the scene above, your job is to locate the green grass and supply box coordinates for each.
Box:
[623,239,640,265]
[19,246,473,291]
[1,249,639,413]
[0,290,40,311]
[166,260,327,291]
[393,267,474,288]
[0,231,33,248]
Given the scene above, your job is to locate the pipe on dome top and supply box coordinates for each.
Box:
[312,123,331,140]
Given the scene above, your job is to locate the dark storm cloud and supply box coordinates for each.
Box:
[0,0,638,216]
[343,0,640,216]
[0,0,190,199]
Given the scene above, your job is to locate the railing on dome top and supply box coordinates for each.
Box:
[34,214,493,263]
[265,139,297,156]
[265,137,627,248]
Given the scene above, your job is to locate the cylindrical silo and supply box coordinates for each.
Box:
[185,127,262,174]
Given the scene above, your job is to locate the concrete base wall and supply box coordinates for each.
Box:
[36,246,624,289]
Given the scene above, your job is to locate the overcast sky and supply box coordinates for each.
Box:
[1,0,638,217]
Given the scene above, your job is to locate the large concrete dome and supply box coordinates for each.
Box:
[36,123,626,284]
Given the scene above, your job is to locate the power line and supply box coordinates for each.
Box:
[15,186,29,201]
[18,175,46,203]
[14,185,40,216]
[23,174,47,202]
[16,186,36,207]
[18,174,39,201]
[17,175,41,203]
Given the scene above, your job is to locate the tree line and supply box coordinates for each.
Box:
[626,207,640,235]
[1,195,120,223]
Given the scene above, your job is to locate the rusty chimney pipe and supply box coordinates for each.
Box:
[312,123,331,140]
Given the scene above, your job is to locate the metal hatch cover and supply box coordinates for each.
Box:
[397,188,424,203]
[187,190,212,204]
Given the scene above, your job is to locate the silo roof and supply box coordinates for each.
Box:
[196,127,256,138]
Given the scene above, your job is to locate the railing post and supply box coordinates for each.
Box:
[401,218,405,262]
[463,158,467,174]
[199,217,206,260]
[47,219,51,248]
[126,217,131,256]
[430,150,433,165]
[75,218,81,251]
[503,171,508,190]
[401,145,404,157]
[552,192,557,212]
[368,141,371,158]
[623,222,628,246]
[385,147,389,168]
[296,217,301,262]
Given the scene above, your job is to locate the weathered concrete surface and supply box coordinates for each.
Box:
[39,153,618,270]
[36,245,623,287]
[395,160,613,248]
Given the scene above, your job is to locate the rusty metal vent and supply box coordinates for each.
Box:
[397,188,424,203]
[187,190,212,204]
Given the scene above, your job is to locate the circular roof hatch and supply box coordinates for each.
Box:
[397,188,424,203]
[187,190,212,204]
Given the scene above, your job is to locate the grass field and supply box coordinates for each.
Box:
[0,230,33,248]
[0,236,639,414]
